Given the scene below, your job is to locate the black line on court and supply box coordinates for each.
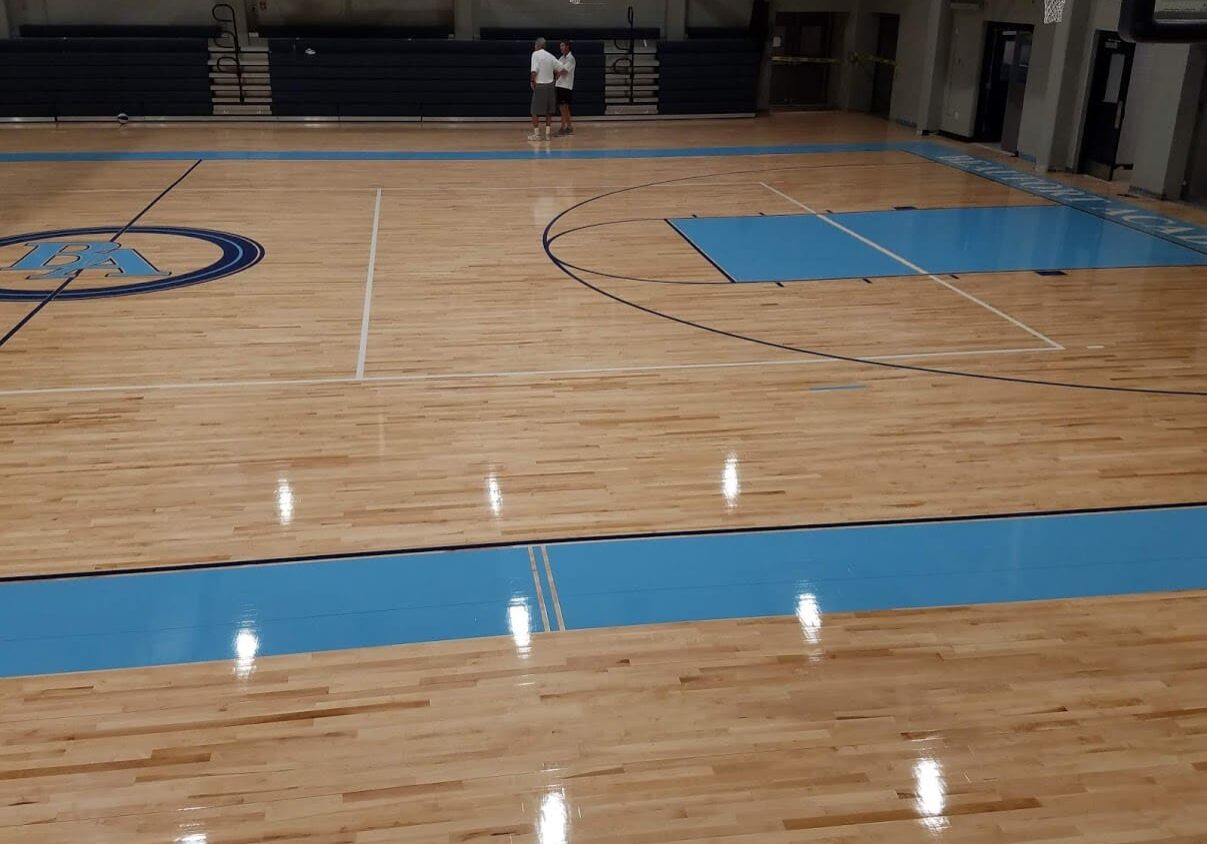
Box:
[546,217,732,285]
[541,161,1207,397]
[4,500,1203,584]
[0,160,202,349]
[550,256,733,286]
[664,218,738,283]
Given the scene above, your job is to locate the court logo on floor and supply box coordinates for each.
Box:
[0,225,264,300]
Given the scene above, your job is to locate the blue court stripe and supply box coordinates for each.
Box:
[5,141,1203,254]
[0,505,1204,677]
[545,506,1207,630]
[0,547,538,677]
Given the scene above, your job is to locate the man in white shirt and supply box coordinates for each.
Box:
[555,40,576,136]
[529,37,559,141]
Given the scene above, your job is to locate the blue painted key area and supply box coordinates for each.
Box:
[1,505,1204,677]
[836,205,1207,275]
[669,205,1207,282]
[669,214,909,281]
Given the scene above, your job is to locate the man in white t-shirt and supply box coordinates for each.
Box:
[555,40,576,136]
[529,37,559,141]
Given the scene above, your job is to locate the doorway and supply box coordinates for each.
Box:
[975,23,1033,148]
[771,12,835,108]
[1079,31,1136,180]
[869,13,899,118]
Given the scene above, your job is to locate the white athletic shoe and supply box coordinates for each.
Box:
[527,131,543,141]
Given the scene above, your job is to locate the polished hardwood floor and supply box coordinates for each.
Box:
[0,114,1205,576]
[1,113,1206,842]
[4,592,1207,842]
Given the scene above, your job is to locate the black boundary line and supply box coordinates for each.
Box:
[664,218,737,282]
[0,160,203,348]
[3,500,1204,585]
[540,160,1207,397]
[547,219,732,285]
[550,256,734,286]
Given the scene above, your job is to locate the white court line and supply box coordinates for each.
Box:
[355,188,383,379]
[758,183,1065,351]
[0,346,1059,397]
[527,546,552,633]
[540,546,566,631]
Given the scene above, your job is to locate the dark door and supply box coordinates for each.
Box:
[975,24,1032,143]
[1000,30,1031,153]
[870,13,899,117]
[771,12,833,108]
[1185,63,1207,203]
[1079,32,1135,180]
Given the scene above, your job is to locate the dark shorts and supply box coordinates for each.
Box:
[530,83,556,116]
[556,87,574,106]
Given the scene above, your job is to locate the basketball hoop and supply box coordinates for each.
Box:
[1043,0,1065,23]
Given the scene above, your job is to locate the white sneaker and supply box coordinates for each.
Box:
[544,128,553,140]
[527,131,543,141]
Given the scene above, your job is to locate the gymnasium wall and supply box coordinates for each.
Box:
[939,0,1040,139]
[6,0,216,26]
[879,0,928,127]
[256,0,451,28]
[473,0,666,31]
[3,0,759,35]
[767,0,929,127]
[1128,43,1206,196]
[688,0,754,27]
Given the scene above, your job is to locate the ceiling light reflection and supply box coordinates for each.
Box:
[276,477,294,526]
[486,474,503,517]
[538,789,569,844]
[508,597,532,657]
[233,626,259,679]
[914,757,948,831]
[795,592,822,645]
[722,454,740,509]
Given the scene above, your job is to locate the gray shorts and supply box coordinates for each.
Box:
[530,83,556,117]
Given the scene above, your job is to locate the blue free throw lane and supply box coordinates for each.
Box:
[0,547,537,677]
[546,506,1207,629]
[670,205,1207,284]
[832,204,1207,274]
[668,214,913,282]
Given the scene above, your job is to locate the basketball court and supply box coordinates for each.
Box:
[2,113,1207,842]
